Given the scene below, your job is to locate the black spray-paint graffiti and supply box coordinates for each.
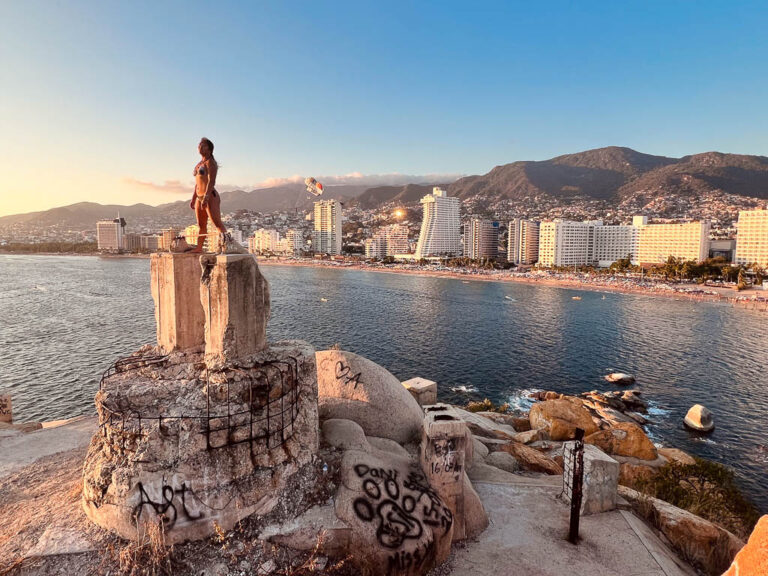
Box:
[351,464,453,553]
[133,481,203,528]
[335,361,363,390]
[0,396,10,416]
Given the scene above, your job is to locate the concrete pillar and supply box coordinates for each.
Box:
[563,442,619,515]
[0,393,11,424]
[421,404,472,539]
[402,377,437,406]
[200,254,270,363]
[150,253,206,353]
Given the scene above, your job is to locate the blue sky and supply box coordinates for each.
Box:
[1,1,767,215]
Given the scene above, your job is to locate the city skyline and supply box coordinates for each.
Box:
[3,2,768,217]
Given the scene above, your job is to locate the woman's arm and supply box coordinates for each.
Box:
[204,161,218,198]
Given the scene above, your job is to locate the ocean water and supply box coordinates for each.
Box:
[1,254,766,512]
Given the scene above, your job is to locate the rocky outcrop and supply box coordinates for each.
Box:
[584,422,657,461]
[528,399,598,441]
[723,515,768,576]
[658,447,696,466]
[619,486,744,575]
[499,441,563,475]
[615,454,668,487]
[316,350,424,444]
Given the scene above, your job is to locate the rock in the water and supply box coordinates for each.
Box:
[528,399,598,441]
[723,515,768,576]
[316,350,424,444]
[499,441,563,475]
[604,372,635,385]
[322,418,371,452]
[584,422,657,461]
[684,404,714,432]
[485,451,520,473]
[335,448,454,576]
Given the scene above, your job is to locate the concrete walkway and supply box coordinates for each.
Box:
[0,416,98,478]
[449,480,695,576]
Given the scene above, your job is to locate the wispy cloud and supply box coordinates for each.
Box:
[252,172,464,189]
[122,178,193,194]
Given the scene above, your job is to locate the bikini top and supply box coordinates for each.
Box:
[194,161,207,177]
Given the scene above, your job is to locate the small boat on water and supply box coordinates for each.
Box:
[504,296,515,301]
[462,281,470,284]
[601,295,606,300]
[572,296,582,300]
[320,298,328,302]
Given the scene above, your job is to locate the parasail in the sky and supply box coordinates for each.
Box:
[304,177,324,197]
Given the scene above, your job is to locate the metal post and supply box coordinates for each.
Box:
[568,427,585,544]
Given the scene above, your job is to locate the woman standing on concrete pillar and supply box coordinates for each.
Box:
[189,137,228,252]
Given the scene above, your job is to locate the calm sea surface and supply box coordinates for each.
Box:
[1,254,766,512]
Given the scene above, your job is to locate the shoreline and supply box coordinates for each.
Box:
[3,251,766,309]
[257,258,768,307]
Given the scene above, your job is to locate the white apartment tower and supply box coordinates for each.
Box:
[508,219,540,265]
[734,209,768,267]
[279,229,303,255]
[313,199,342,255]
[538,220,601,267]
[636,221,711,265]
[415,188,461,259]
[466,219,499,260]
[96,216,126,251]
[248,229,280,254]
[594,225,639,267]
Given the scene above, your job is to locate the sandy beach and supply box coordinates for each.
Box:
[258,257,768,309]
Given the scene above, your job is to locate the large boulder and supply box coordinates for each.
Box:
[335,448,454,575]
[658,447,696,466]
[584,422,658,461]
[684,404,714,432]
[316,350,424,444]
[529,399,599,441]
[499,441,563,475]
[724,515,768,576]
[615,454,668,487]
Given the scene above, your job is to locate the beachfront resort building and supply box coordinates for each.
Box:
[365,224,409,258]
[594,225,639,267]
[160,228,179,252]
[734,209,768,267]
[140,234,161,252]
[279,229,303,255]
[415,188,461,259]
[96,216,126,251]
[636,220,710,266]
[312,199,342,255]
[508,219,540,265]
[465,219,499,260]
[538,220,601,267]
[248,229,280,254]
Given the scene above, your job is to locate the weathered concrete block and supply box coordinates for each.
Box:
[563,442,619,515]
[200,254,270,363]
[150,253,205,353]
[0,393,11,424]
[422,404,486,541]
[402,377,437,406]
[82,341,318,544]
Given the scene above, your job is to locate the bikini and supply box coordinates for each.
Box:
[194,161,218,199]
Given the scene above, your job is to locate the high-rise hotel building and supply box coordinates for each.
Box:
[734,209,768,267]
[636,220,710,265]
[538,220,601,267]
[365,224,409,258]
[312,199,342,255]
[508,219,540,265]
[96,216,126,251]
[415,188,461,259]
[465,219,499,260]
[594,225,639,267]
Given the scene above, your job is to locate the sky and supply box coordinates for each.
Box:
[1,0,767,217]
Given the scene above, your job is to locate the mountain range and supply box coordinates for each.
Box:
[2,147,767,230]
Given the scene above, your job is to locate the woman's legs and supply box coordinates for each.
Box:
[206,193,227,235]
[194,199,207,252]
